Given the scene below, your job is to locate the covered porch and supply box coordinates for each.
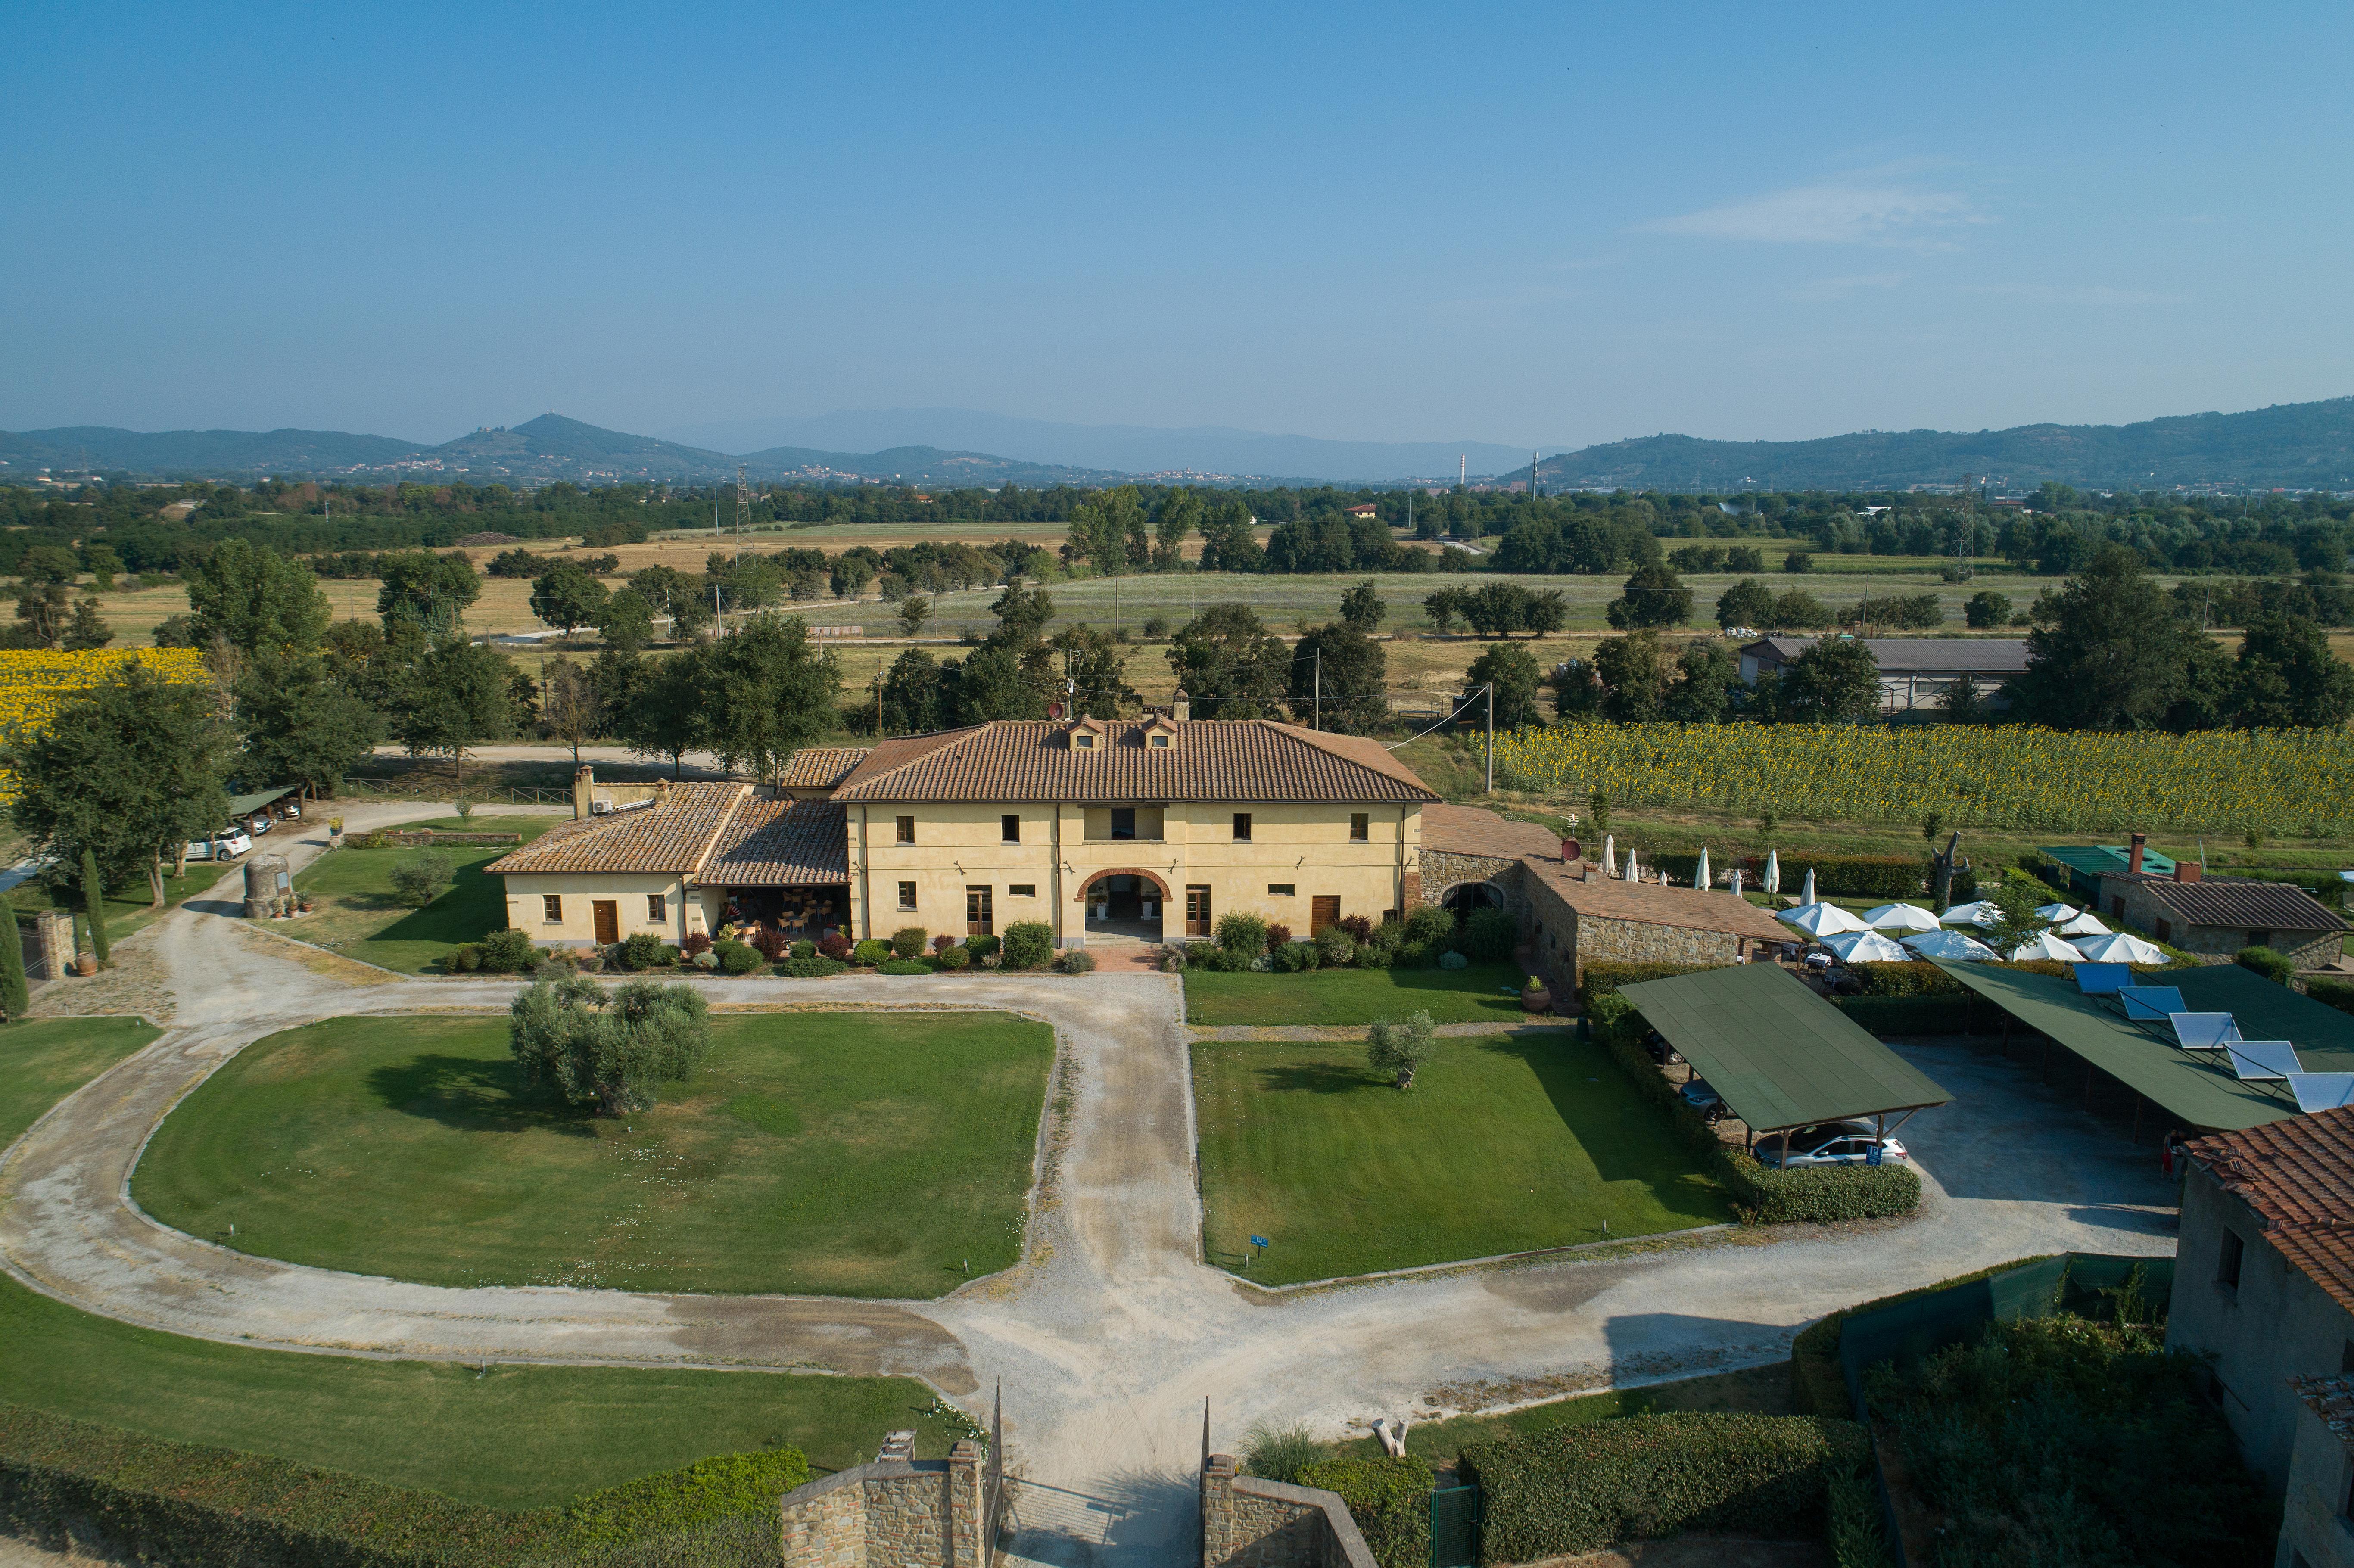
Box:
[1077,868,1168,944]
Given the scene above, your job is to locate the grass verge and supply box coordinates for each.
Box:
[286,815,564,972]
[1193,1032,1733,1283]
[133,1010,1055,1297]
[1327,1363,1794,1469]
[1183,961,1529,1027]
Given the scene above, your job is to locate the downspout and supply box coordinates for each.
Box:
[1395,804,1407,916]
[857,806,871,942]
[1051,800,1064,949]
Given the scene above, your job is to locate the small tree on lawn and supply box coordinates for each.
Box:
[1367,1009,1437,1089]
[390,850,455,908]
[898,595,932,638]
[508,974,711,1117]
[1983,876,2049,955]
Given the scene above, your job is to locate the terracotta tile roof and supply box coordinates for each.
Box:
[2134,878,2345,934]
[1422,804,1566,862]
[697,799,848,886]
[828,720,1439,804]
[484,784,748,875]
[2187,1105,2354,1315]
[2291,1371,2354,1448]
[778,747,871,790]
[1522,856,1793,941]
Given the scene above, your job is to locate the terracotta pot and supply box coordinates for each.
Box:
[1521,986,1552,1013]
[74,954,97,977]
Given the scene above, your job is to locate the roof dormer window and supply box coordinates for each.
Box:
[1074,731,1096,749]
[1148,732,1170,748]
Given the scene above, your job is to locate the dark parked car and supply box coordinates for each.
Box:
[1678,1075,1728,1123]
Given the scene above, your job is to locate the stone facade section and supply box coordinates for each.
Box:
[1523,874,1749,992]
[1415,849,1530,920]
[778,1442,987,1568]
[1200,1454,1377,1568]
[2102,875,2343,969]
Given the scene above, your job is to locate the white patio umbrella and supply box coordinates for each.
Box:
[1862,902,1941,933]
[2008,930,2087,962]
[1694,847,1711,890]
[1728,868,1745,898]
[1824,929,1912,962]
[1624,848,1640,882]
[1800,867,1817,904]
[2053,911,2111,937]
[1762,849,1780,894]
[1903,928,2003,962]
[1778,902,1869,936]
[2074,930,2167,964]
[2033,902,2080,922]
[1603,834,1616,877]
[1939,900,2001,927]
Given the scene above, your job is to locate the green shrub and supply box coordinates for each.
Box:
[479,928,537,973]
[1576,961,1711,1004]
[1000,921,1054,971]
[852,938,892,965]
[1846,961,1963,997]
[1293,1456,1434,1568]
[1239,1419,1318,1484]
[1356,941,1395,970]
[965,933,1000,959]
[561,1447,810,1546]
[877,958,932,975]
[1054,948,1096,974]
[2235,945,2295,984]
[890,926,928,960]
[1786,1257,2058,1416]
[1824,1467,1890,1568]
[1436,949,1468,970]
[779,954,845,978]
[1462,906,1517,962]
[389,850,456,908]
[619,932,671,970]
[1404,903,1457,947]
[1314,924,1356,967]
[788,940,816,961]
[936,945,971,970]
[1270,940,1310,973]
[1462,1412,1870,1563]
[2308,977,2354,1018]
[714,941,762,975]
[446,943,483,973]
[1215,912,1268,957]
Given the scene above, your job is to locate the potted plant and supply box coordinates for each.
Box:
[1521,973,1552,1013]
[328,816,344,843]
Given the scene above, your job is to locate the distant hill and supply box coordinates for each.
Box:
[0,413,1127,488]
[1525,397,2354,493]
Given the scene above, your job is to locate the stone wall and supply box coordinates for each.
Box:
[2105,878,2343,969]
[1522,874,1744,990]
[1417,850,1530,920]
[778,1441,986,1567]
[2279,1386,2354,1568]
[1200,1454,1376,1568]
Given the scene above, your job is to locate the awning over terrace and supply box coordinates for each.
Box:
[1931,961,2354,1132]
[1617,964,1953,1135]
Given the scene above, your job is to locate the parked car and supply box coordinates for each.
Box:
[1678,1075,1728,1123]
[1756,1120,1909,1169]
[215,825,253,857]
[1644,1028,1684,1067]
[245,812,273,835]
[183,838,220,862]
[276,799,302,819]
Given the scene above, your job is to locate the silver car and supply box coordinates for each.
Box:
[1757,1120,1908,1169]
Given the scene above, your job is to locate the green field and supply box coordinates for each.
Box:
[1193,1032,1733,1284]
[287,815,564,971]
[0,1015,966,1504]
[7,859,225,947]
[133,1010,1055,1297]
[1183,961,1530,1027]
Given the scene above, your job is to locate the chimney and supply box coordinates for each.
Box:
[1171,689,1189,722]
[2173,861,2201,884]
[2127,832,2146,875]
[573,766,594,821]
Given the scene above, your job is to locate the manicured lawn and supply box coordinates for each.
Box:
[1183,962,1530,1027]
[134,1010,1055,1298]
[287,815,564,972]
[8,861,224,947]
[1193,1033,1733,1284]
[0,1014,965,1507]
[1327,1363,1794,1467]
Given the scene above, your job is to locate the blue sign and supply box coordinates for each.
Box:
[1865,1142,1884,1167]
[1249,1235,1270,1248]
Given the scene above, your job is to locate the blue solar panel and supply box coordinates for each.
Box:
[2118,986,2187,1020]
[2225,1041,2301,1082]
[2288,1073,2354,1112]
[2167,1013,2242,1051]
[2075,963,2132,995]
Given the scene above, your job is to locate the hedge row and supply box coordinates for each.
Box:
[0,1403,799,1568]
[1291,1456,1432,1568]
[1576,961,1713,1004]
[1589,996,1921,1224]
[2308,977,2354,1018]
[1459,1412,1872,1563]
[1785,1258,2059,1417]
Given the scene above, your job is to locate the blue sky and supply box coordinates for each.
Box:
[5,1,2350,451]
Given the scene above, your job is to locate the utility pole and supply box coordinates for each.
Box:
[1484,683,1495,794]
[734,465,750,563]
[874,673,884,738]
[1459,454,1467,488]
[1532,450,1541,498]
[1313,648,1321,731]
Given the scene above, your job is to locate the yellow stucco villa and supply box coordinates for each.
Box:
[486,700,1451,949]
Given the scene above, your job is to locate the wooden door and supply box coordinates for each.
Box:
[965,885,994,936]
[591,900,619,944]
[1310,896,1341,935]
[1185,885,1211,936]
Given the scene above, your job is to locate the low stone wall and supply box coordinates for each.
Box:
[1523,873,1745,991]
[778,1440,986,1567]
[1202,1454,1376,1568]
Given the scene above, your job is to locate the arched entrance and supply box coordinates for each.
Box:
[1439,881,1504,924]
[1077,868,1171,942]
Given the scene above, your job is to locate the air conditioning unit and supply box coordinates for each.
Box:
[589,799,613,815]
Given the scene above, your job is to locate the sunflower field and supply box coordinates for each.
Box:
[0,649,210,791]
[1494,722,2354,836]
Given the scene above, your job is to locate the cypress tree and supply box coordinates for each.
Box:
[0,906,26,1020]
[81,847,109,968]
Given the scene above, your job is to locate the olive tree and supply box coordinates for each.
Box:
[508,974,711,1117]
[1367,1009,1437,1089]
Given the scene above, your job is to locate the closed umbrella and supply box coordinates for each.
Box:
[1728,868,1745,898]
[1903,928,2002,962]
[1695,847,1711,890]
[2054,911,2111,937]
[1862,902,1940,933]
[2034,902,2080,922]
[1939,900,2000,927]
[1625,848,1640,882]
[1800,868,1816,904]
[1778,902,1869,936]
[1763,849,1780,894]
[2074,930,2167,964]
[2008,930,2086,962]
[1603,834,1616,878]
[1825,929,1912,962]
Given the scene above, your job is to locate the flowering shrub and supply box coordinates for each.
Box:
[817,932,853,961]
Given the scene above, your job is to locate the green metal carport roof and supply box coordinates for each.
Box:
[227,786,299,816]
[1618,964,1953,1134]
[1931,961,2354,1132]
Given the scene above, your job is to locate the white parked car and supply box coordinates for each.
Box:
[245,812,274,835]
[277,799,302,819]
[215,825,253,857]
[1756,1120,1908,1169]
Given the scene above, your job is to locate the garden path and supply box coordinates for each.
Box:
[0,801,2179,1567]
